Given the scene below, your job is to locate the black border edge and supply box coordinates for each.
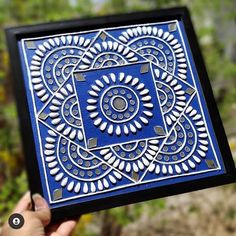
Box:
[5,6,236,222]
[181,8,236,174]
[5,28,44,202]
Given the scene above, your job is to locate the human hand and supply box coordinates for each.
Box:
[1,192,77,236]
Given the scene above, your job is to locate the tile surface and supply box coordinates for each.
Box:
[19,19,225,206]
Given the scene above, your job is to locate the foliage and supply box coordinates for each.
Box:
[0,171,27,223]
[72,214,95,236]
[109,199,166,226]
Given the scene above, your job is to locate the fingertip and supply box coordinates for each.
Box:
[32,193,49,210]
[50,233,61,236]
[57,220,77,235]
[66,220,77,226]
[32,194,51,226]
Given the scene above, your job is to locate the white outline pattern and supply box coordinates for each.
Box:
[20,19,223,204]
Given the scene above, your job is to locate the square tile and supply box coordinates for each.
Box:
[6,8,235,220]
[74,62,166,149]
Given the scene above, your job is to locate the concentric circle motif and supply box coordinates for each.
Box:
[118,26,187,79]
[44,129,123,194]
[78,41,138,70]
[100,85,139,123]
[148,107,209,176]
[30,35,91,103]
[86,73,154,136]
[153,69,188,127]
[46,83,84,143]
[99,139,160,174]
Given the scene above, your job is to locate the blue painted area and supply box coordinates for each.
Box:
[18,19,225,209]
[74,62,166,148]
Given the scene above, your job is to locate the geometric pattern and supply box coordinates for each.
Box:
[19,19,224,205]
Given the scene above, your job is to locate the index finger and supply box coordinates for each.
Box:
[56,219,77,236]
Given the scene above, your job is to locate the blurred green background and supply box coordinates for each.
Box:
[0,0,235,235]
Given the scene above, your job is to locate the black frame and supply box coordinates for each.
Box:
[5,7,236,222]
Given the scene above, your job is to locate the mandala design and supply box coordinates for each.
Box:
[152,66,195,131]
[86,72,154,136]
[99,139,160,176]
[20,20,224,204]
[145,106,209,177]
[78,40,139,70]
[44,129,123,193]
[118,25,187,79]
[30,35,91,104]
[74,62,166,149]
[39,82,84,144]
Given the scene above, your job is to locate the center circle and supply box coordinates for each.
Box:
[111,96,128,112]
[100,85,140,123]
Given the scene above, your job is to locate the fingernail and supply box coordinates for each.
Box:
[32,194,48,211]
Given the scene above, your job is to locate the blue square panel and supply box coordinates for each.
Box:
[74,62,167,149]
[7,8,235,219]
[18,21,226,202]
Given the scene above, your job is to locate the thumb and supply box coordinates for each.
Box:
[32,194,51,227]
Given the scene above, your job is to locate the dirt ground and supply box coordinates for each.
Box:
[122,185,236,236]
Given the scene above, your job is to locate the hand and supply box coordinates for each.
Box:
[1,192,77,236]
